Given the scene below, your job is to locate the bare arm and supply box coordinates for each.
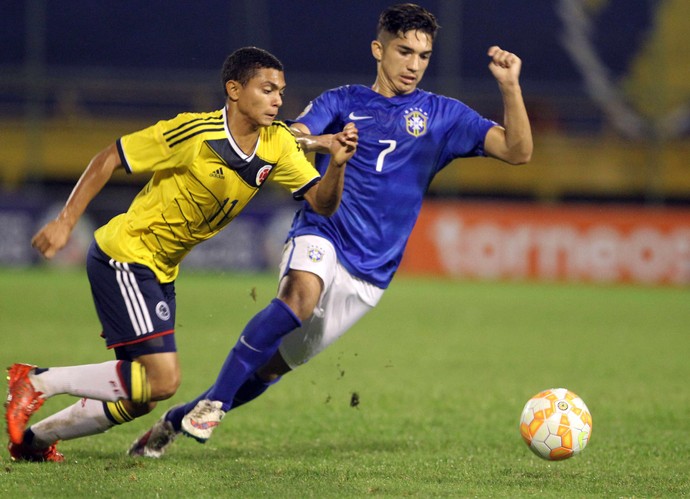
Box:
[483,46,533,165]
[299,123,358,216]
[290,122,333,154]
[31,142,123,258]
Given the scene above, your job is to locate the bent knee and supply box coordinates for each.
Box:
[278,270,323,321]
[135,352,182,401]
[149,374,181,401]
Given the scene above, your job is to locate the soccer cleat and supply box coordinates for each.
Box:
[5,363,45,445]
[180,400,225,443]
[128,408,181,458]
[8,440,64,463]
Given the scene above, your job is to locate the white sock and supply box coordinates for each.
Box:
[30,361,129,401]
[29,398,116,448]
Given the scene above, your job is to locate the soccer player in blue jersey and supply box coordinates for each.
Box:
[5,46,358,462]
[130,3,532,456]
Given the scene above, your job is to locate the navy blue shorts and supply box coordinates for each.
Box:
[86,241,177,359]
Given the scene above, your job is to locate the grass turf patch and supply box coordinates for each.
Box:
[1,268,689,497]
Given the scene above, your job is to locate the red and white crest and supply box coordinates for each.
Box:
[256,165,273,186]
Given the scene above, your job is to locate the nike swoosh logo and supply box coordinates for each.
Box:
[348,112,373,121]
[240,335,262,352]
[189,419,220,430]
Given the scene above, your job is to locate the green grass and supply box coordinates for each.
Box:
[1,267,689,497]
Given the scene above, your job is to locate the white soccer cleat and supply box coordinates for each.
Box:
[181,399,225,443]
[128,410,180,458]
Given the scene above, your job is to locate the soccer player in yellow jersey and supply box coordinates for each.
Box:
[5,46,358,462]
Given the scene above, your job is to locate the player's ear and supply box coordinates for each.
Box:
[371,40,382,62]
[225,80,241,101]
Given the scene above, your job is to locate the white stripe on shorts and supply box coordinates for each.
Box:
[110,259,154,336]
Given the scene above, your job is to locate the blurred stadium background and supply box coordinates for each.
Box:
[1,0,689,284]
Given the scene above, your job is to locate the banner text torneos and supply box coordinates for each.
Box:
[400,202,690,285]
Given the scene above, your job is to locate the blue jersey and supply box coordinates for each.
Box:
[289,84,496,288]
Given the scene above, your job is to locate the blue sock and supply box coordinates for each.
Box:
[232,373,282,409]
[202,299,299,412]
[165,374,282,431]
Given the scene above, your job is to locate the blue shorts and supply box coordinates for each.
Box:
[86,241,177,359]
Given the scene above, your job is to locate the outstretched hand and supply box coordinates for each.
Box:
[329,122,358,166]
[487,46,522,86]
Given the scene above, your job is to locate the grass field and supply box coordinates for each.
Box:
[1,267,689,497]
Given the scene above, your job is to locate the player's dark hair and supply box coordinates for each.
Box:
[221,47,284,95]
[377,3,439,40]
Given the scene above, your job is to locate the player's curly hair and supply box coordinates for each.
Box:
[377,3,439,40]
[221,47,283,95]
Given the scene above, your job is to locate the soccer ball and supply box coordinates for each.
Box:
[519,388,592,461]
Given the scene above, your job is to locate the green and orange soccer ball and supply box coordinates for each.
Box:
[519,388,593,461]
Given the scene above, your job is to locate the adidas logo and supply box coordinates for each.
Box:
[210,167,225,179]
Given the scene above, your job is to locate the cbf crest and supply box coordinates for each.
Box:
[307,244,325,263]
[404,107,428,137]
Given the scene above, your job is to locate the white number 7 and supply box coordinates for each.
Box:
[376,140,396,172]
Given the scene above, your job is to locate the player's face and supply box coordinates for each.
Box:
[236,68,285,128]
[372,30,433,97]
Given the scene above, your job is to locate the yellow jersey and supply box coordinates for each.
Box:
[94,107,319,283]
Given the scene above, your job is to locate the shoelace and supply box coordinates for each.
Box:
[13,383,43,414]
[194,402,219,418]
